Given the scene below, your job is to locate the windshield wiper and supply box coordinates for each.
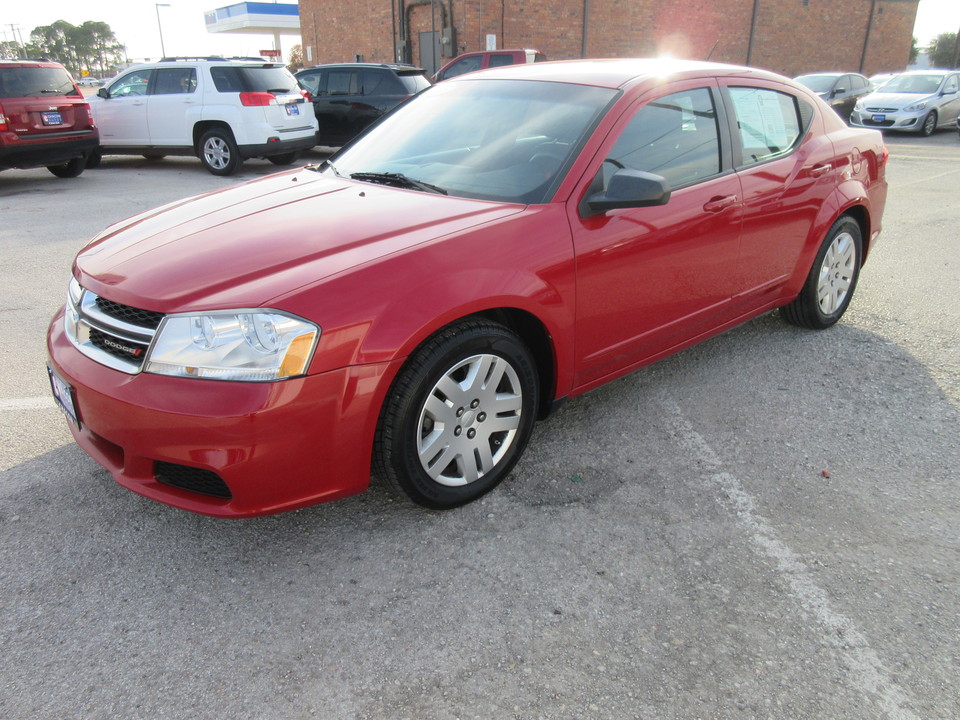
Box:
[350,171,447,195]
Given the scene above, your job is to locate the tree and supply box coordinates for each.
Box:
[288,44,305,72]
[909,37,919,64]
[28,20,126,77]
[928,32,958,69]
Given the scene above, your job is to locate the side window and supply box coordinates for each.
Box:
[441,56,482,80]
[488,54,516,68]
[728,86,802,167]
[327,70,358,96]
[152,67,197,95]
[362,70,402,96]
[109,69,153,97]
[210,67,244,92]
[608,87,721,189]
[297,71,321,95]
[852,75,868,90]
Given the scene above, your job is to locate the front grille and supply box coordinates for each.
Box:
[70,289,163,373]
[95,296,164,329]
[864,107,899,113]
[88,327,150,362]
[155,461,232,499]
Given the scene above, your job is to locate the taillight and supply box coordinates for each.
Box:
[239,92,275,107]
[80,102,94,127]
[0,103,7,131]
[300,89,312,102]
[880,144,889,167]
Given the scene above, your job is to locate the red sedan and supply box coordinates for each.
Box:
[47,59,888,517]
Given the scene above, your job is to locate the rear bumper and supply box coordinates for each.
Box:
[0,131,99,170]
[238,134,316,159]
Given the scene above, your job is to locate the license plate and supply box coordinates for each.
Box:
[41,111,63,126]
[285,104,300,116]
[48,366,80,429]
[872,114,886,123]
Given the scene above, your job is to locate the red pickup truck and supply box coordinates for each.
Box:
[434,48,547,81]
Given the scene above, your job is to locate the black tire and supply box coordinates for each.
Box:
[267,152,299,166]
[85,149,102,169]
[199,128,241,176]
[920,110,937,137]
[47,156,85,178]
[142,152,167,160]
[781,216,862,329]
[374,318,539,509]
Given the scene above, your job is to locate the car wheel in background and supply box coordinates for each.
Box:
[920,111,937,137]
[267,152,300,166]
[142,152,167,160]
[47,156,86,178]
[781,216,862,329]
[374,319,539,509]
[199,128,241,176]
[85,150,102,169]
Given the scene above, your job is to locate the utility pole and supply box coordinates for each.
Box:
[952,23,960,69]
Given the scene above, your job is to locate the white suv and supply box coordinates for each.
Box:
[88,57,318,175]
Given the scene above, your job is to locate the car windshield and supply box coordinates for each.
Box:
[795,75,839,93]
[878,74,944,94]
[0,66,79,98]
[327,79,616,204]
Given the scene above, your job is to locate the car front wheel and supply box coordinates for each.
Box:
[781,216,862,329]
[374,319,539,509]
[920,110,938,137]
[47,156,86,178]
[199,128,241,176]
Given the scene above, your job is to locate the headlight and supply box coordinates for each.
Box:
[145,310,320,382]
[64,276,83,342]
[904,100,928,112]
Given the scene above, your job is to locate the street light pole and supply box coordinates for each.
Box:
[155,3,171,58]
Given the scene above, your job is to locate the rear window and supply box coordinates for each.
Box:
[398,74,430,94]
[0,66,80,98]
[210,65,298,93]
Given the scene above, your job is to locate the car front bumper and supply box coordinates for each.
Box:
[47,307,400,518]
[849,107,929,132]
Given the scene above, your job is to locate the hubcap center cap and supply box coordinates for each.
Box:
[461,409,477,427]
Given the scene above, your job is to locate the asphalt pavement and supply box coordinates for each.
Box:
[1,132,957,719]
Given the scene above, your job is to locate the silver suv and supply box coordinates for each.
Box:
[88,57,318,175]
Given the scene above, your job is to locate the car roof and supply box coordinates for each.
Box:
[457,58,787,90]
[297,63,425,73]
[0,58,64,67]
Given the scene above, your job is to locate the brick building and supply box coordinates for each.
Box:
[299,0,918,78]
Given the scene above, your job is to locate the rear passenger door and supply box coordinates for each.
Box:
[146,66,198,146]
[720,81,838,311]
[314,68,360,145]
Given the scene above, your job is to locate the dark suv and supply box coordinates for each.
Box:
[295,63,430,146]
[0,59,98,177]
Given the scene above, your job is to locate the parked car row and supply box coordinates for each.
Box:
[794,68,960,136]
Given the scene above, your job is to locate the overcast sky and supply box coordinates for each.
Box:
[2,0,958,63]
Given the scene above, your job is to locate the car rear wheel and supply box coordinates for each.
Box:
[267,152,300,165]
[47,156,86,178]
[374,319,539,509]
[85,149,102,169]
[199,128,242,176]
[920,110,937,137]
[781,216,862,329]
[142,152,167,160]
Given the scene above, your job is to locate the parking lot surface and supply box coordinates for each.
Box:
[1,133,958,719]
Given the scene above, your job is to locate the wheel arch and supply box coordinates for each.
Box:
[192,121,235,153]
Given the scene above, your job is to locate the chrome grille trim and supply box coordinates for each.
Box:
[69,290,163,374]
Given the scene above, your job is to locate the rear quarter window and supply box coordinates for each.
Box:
[728,86,810,168]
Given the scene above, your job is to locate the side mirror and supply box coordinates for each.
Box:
[97,87,109,99]
[581,168,671,217]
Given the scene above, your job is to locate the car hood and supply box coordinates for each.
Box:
[860,92,935,108]
[75,168,524,312]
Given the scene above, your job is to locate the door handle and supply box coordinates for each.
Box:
[703,195,739,212]
[808,164,831,177]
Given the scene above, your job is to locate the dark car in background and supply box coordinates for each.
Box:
[794,72,871,120]
[0,59,98,177]
[433,48,547,82]
[295,63,430,147]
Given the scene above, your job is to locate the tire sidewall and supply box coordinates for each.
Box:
[807,216,863,327]
[389,325,539,508]
[922,111,937,136]
[199,128,240,176]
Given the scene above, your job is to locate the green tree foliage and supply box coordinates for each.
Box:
[22,20,127,77]
[928,32,958,69]
[288,44,305,72]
